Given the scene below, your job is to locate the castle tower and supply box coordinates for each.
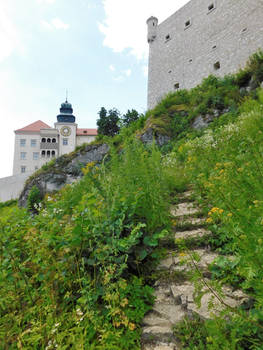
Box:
[146,16,158,43]
[54,99,77,156]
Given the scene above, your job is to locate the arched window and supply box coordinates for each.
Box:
[51,150,56,157]
[52,138,56,143]
[41,150,45,157]
[42,138,46,143]
[47,151,50,157]
[47,138,51,143]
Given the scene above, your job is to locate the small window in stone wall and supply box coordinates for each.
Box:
[33,152,39,160]
[20,152,26,160]
[21,166,26,173]
[41,150,45,157]
[31,139,37,147]
[174,83,180,90]
[20,139,26,147]
[208,3,215,12]
[185,20,191,28]
[165,34,171,42]
[214,61,221,70]
[63,138,68,146]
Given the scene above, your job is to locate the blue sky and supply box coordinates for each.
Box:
[0,0,189,178]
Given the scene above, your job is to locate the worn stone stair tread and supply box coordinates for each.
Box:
[143,313,173,327]
[177,191,194,200]
[142,343,179,350]
[172,249,218,272]
[176,217,206,226]
[175,228,211,240]
[171,202,199,217]
[142,325,175,340]
[158,249,218,273]
[170,282,248,319]
[152,303,185,324]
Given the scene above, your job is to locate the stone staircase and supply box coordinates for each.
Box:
[141,191,247,350]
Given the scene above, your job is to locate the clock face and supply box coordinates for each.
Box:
[61,126,71,136]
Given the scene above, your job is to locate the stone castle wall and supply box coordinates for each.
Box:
[147,0,263,109]
[0,172,33,202]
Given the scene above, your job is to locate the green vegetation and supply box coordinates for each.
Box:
[27,185,42,212]
[0,142,172,349]
[1,51,263,348]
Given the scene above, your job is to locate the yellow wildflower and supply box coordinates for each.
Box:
[179,252,187,257]
[227,213,233,217]
[206,218,213,223]
[120,298,129,307]
[129,323,136,331]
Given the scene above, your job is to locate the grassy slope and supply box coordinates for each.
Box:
[1,51,263,349]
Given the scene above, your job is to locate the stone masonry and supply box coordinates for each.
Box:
[141,191,248,349]
[147,0,263,109]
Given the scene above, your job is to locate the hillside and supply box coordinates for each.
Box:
[1,52,263,349]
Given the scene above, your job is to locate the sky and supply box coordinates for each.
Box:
[0,0,189,178]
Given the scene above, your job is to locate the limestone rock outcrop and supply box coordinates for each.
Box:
[18,143,109,207]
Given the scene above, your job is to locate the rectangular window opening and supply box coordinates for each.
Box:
[208,3,214,11]
[31,139,37,147]
[20,152,26,160]
[21,166,26,173]
[63,138,68,146]
[20,139,26,147]
[214,61,221,70]
[185,20,191,28]
[33,152,39,160]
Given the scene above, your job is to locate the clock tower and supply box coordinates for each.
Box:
[55,99,77,156]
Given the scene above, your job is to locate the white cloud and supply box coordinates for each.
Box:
[99,0,190,60]
[109,64,115,71]
[41,18,69,30]
[37,0,55,4]
[0,5,21,63]
[124,69,131,77]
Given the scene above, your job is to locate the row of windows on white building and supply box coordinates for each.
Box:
[20,150,57,160]
[20,138,68,147]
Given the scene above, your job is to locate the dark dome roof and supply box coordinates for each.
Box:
[57,99,76,123]
[60,100,73,114]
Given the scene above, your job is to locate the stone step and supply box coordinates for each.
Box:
[142,342,179,350]
[171,202,199,217]
[175,216,206,226]
[175,228,211,240]
[177,191,194,200]
[141,325,175,343]
[170,282,248,320]
[158,249,218,274]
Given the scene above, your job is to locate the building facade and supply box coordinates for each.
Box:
[147,0,263,109]
[12,100,97,175]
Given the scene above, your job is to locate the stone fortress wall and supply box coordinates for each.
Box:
[147,0,263,109]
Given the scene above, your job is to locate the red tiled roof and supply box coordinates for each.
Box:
[77,128,97,136]
[15,120,51,133]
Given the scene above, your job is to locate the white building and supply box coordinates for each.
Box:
[0,100,97,202]
[13,100,97,175]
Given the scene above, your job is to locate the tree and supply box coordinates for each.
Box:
[122,109,140,127]
[97,107,120,136]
